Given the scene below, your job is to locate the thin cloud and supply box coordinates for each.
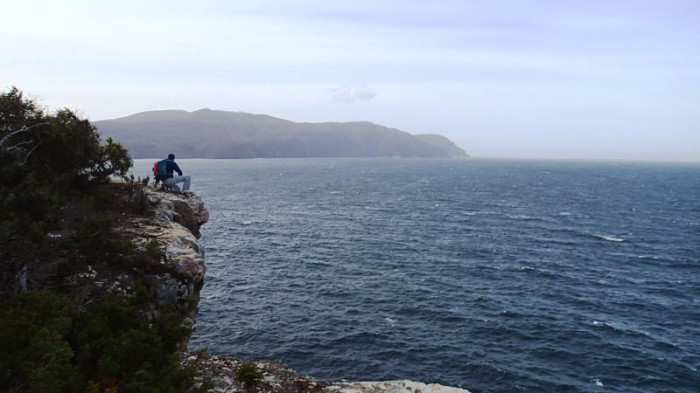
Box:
[330,85,377,103]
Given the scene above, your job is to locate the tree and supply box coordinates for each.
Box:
[0,87,41,134]
[0,87,132,187]
[0,87,134,295]
[89,137,133,183]
[0,88,201,392]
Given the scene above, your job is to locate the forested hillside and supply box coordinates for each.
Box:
[95,109,469,159]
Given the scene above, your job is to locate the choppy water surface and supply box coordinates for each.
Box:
[134,158,700,393]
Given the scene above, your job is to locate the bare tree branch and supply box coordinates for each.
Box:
[0,122,46,148]
[19,140,42,166]
[1,123,46,165]
[6,140,33,150]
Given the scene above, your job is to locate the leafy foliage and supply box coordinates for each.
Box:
[235,362,263,393]
[0,88,204,392]
[0,291,76,392]
[0,87,133,276]
[0,87,131,186]
[0,291,197,393]
[89,137,133,183]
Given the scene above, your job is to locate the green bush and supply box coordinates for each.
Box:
[235,362,263,393]
[0,291,196,393]
[0,88,204,392]
[1,87,135,294]
[0,291,77,392]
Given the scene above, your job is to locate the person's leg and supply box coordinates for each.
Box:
[181,175,191,191]
[163,177,181,192]
[164,175,191,192]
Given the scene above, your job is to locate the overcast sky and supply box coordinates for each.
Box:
[3,0,699,161]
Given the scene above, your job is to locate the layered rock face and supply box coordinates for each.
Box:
[116,189,209,326]
[147,190,209,239]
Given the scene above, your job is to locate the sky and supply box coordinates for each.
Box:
[2,0,699,161]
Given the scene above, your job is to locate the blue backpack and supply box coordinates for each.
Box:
[152,159,170,181]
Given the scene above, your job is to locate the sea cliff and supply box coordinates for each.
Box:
[116,188,209,331]
[141,188,471,393]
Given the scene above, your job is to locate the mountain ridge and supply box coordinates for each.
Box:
[95,109,469,159]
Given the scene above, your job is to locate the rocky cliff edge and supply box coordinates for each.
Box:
[115,188,208,329]
[131,189,471,393]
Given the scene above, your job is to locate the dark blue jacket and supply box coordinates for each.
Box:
[166,158,182,177]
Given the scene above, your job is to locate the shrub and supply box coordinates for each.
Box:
[0,290,197,393]
[235,362,263,393]
[0,88,203,392]
[0,291,78,392]
[0,87,134,275]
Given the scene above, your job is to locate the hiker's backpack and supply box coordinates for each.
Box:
[152,159,170,181]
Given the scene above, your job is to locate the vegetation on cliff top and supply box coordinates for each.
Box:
[0,87,204,393]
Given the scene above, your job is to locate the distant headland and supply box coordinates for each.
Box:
[94,109,469,159]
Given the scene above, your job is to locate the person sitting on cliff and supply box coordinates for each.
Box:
[162,153,192,193]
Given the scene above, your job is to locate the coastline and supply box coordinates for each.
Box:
[184,352,473,393]
[143,188,471,392]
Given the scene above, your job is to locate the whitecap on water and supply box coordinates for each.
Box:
[598,235,625,242]
[507,214,532,220]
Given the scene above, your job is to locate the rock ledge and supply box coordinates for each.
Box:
[185,354,473,393]
[115,189,209,323]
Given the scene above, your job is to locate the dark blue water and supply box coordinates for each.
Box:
[135,158,700,393]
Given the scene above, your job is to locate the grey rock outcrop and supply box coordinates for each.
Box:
[185,354,474,393]
[146,190,209,239]
[327,381,472,393]
[116,189,209,323]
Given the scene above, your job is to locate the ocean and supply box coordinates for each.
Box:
[133,158,700,393]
